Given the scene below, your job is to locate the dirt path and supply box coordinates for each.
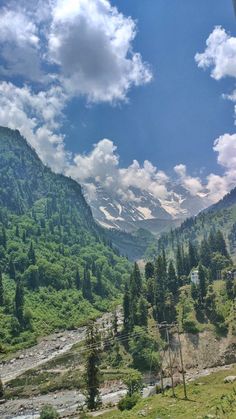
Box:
[0,312,113,384]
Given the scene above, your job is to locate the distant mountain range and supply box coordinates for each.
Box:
[83,180,210,236]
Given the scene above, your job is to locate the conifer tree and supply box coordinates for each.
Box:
[136,296,148,327]
[0,268,4,306]
[75,268,81,290]
[188,241,198,270]
[0,226,6,248]
[198,263,207,304]
[145,261,154,279]
[215,230,229,258]
[15,278,24,324]
[200,238,211,268]
[176,244,184,278]
[9,256,16,280]
[28,241,36,265]
[167,260,178,295]
[85,321,101,410]
[82,268,93,301]
[123,283,131,333]
[0,377,4,399]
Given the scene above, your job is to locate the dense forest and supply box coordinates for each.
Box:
[0,127,130,352]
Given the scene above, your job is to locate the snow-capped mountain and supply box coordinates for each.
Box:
[82,181,210,235]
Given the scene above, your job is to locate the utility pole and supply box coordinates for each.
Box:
[166,325,175,397]
[176,323,187,400]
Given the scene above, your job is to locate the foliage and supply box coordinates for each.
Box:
[0,127,131,351]
[118,392,140,411]
[39,404,59,419]
[123,369,143,396]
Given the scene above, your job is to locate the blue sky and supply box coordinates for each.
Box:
[64,0,235,175]
[0,0,236,209]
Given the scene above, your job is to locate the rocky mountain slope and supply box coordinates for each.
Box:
[83,180,210,235]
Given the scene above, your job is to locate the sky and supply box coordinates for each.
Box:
[0,0,236,209]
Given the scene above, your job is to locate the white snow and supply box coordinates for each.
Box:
[136,206,155,220]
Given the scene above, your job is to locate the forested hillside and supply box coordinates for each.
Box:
[0,127,130,352]
[157,190,236,260]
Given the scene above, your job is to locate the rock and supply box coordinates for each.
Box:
[224,375,236,383]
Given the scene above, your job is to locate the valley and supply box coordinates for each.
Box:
[0,128,236,418]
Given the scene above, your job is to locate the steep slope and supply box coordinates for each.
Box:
[83,181,209,235]
[158,185,236,258]
[0,127,130,352]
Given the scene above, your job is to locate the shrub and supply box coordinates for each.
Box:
[39,404,59,419]
[118,392,140,411]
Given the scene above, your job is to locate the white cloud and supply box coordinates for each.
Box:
[0,8,44,81]
[48,0,152,103]
[0,82,68,171]
[174,164,204,196]
[213,133,236,170]
[195,26,236,80]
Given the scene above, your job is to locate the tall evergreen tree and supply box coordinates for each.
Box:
[15,278,24,324]
[167,260,178,295]
[82,268,93,301]
[28,241,36,265]
[85,321,101,410]
[0,268,4,306]
[9,256,16,280]
[176,244,184,278]
[136,296,148,327]
[200,238,211,268]
[0,226,7,249]
[145,262,154,279]
[188,241,198,270]
[123,282,131,333]
[75,268,81,290]
[198,263,207,304]
[215,230,229,258]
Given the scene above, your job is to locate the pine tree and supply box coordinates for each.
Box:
[198,263,207,304]
[15,225,19,237]
[75,268,81,290]
[167,260,178,295]
[200,238,211,268]
[0,226,7,249]
[0,268,4,306]
[136,296,148,327]
[132,262,142,297]
[112,310,118,336]
[82,268,93,301]
[15,278,24,324]
[0,377,4,399]
[85,321,101,410]
[145,262,154,279]
[176,244,184,278]
[9,256,16,280]
[215,230,229,258]
[188,241,198,270]
[28,241,36,265]
[123,283,131,333]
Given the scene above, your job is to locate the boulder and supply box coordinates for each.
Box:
[224,375,236,383]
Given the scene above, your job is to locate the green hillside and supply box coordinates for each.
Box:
[157,194,236,260]
[0,127,130,353]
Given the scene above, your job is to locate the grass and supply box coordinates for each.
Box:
[99,365,236,419]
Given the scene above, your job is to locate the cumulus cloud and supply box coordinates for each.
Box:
[174,164,205,196]
[48,0,152,102]
[0,82,68,171]
[67,138,171,203]
[0,8,44,81]
[195,26,236,80]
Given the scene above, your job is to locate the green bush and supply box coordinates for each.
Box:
[118,392,140,411]
[39,404,59,419]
